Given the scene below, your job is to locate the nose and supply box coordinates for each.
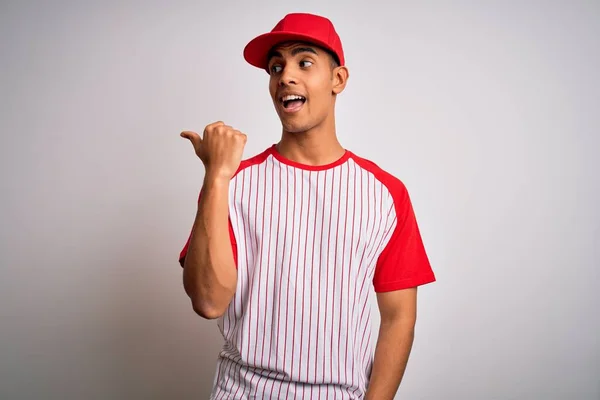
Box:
[278,66,297,87]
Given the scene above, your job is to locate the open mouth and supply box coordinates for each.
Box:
[281,94,306,112]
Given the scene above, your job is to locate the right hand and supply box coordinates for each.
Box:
[181,121,247,181]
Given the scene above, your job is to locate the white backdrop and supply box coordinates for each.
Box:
[1,1,598,399]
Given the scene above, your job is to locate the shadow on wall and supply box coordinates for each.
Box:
[47,202,225,399]
[2,187,224,399]
[101,208,224,399]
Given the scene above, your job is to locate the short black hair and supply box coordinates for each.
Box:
[324,48,340,68]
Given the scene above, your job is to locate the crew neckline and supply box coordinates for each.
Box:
[267,144,352,171]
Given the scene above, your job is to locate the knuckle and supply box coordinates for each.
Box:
[205,120,224,131]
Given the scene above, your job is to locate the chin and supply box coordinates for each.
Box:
[279,113,318,133]
[281,120,312,133]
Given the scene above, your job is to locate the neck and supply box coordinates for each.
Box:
[277,113,345,166]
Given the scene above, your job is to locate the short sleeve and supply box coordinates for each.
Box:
[178,188,238,268]
[373,180,436,292]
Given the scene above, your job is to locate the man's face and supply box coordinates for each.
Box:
[267,42,338,133]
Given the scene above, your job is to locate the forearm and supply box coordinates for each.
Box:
[365,319,415,400]
[183,175,237,319]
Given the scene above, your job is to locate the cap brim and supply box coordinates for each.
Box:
[243,31,338,72]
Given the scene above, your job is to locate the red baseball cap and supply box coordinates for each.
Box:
[243,13,345,72]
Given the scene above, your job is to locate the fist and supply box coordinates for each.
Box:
[180,121,247,181]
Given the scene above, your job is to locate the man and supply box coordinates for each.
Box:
[178,12,436,399]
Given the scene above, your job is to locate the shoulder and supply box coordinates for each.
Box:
[349,151,409,202]
[232,145,274,178]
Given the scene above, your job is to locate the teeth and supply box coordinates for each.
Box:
[281,94,305,102]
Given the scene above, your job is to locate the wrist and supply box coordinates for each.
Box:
[203,172,231,188]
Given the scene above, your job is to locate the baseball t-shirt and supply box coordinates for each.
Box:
[179,144,436,399]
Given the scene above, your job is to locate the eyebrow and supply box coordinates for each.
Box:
[267,46,319,63]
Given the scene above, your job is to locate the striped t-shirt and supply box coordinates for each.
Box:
[179,144,436,399]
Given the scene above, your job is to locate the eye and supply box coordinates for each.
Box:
[270,64,283,74]
[300,60,313,68]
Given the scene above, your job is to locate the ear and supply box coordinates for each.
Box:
[332,66,349,95]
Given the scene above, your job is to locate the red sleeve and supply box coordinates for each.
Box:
[178,188,238,268]
[373,179,435,292]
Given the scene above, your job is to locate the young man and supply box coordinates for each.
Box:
[178,12,436,399]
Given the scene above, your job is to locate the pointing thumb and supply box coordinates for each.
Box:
[180,130,202,147]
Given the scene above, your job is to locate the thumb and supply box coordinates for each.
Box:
[180,130,202,148]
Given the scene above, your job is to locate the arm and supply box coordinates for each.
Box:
[179,122,247,319]
[365,287,418,400]
[182,175,237,319]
